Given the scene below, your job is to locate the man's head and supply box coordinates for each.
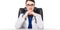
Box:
[25,0,35,11]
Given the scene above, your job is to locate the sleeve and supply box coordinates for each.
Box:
[15,14,25,29]
[35,14,44,29]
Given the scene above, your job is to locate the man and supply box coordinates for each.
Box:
[16,0,43,29]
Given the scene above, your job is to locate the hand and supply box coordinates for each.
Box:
[31,12,38,16]
[23,10,32,19]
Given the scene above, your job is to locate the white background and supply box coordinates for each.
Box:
[0,0,60,29]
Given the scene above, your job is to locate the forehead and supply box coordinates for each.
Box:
[26,1,34,4]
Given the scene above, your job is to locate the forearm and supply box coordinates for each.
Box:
[16,14,25,29]
[34,13,43,28]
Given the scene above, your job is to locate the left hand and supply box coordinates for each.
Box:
[29,11,36,16]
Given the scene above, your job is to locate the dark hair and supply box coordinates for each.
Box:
[26,0,35,3]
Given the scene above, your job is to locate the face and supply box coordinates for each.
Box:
[26,1,35,11]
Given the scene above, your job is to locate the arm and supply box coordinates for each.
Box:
[15,14,25,29]
[32,12,43,28]
[36,14,43,28]
[16,10,32,29]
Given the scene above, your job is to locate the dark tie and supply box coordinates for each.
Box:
[28,15,33,29]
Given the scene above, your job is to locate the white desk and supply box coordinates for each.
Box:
[0,28,60,30]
